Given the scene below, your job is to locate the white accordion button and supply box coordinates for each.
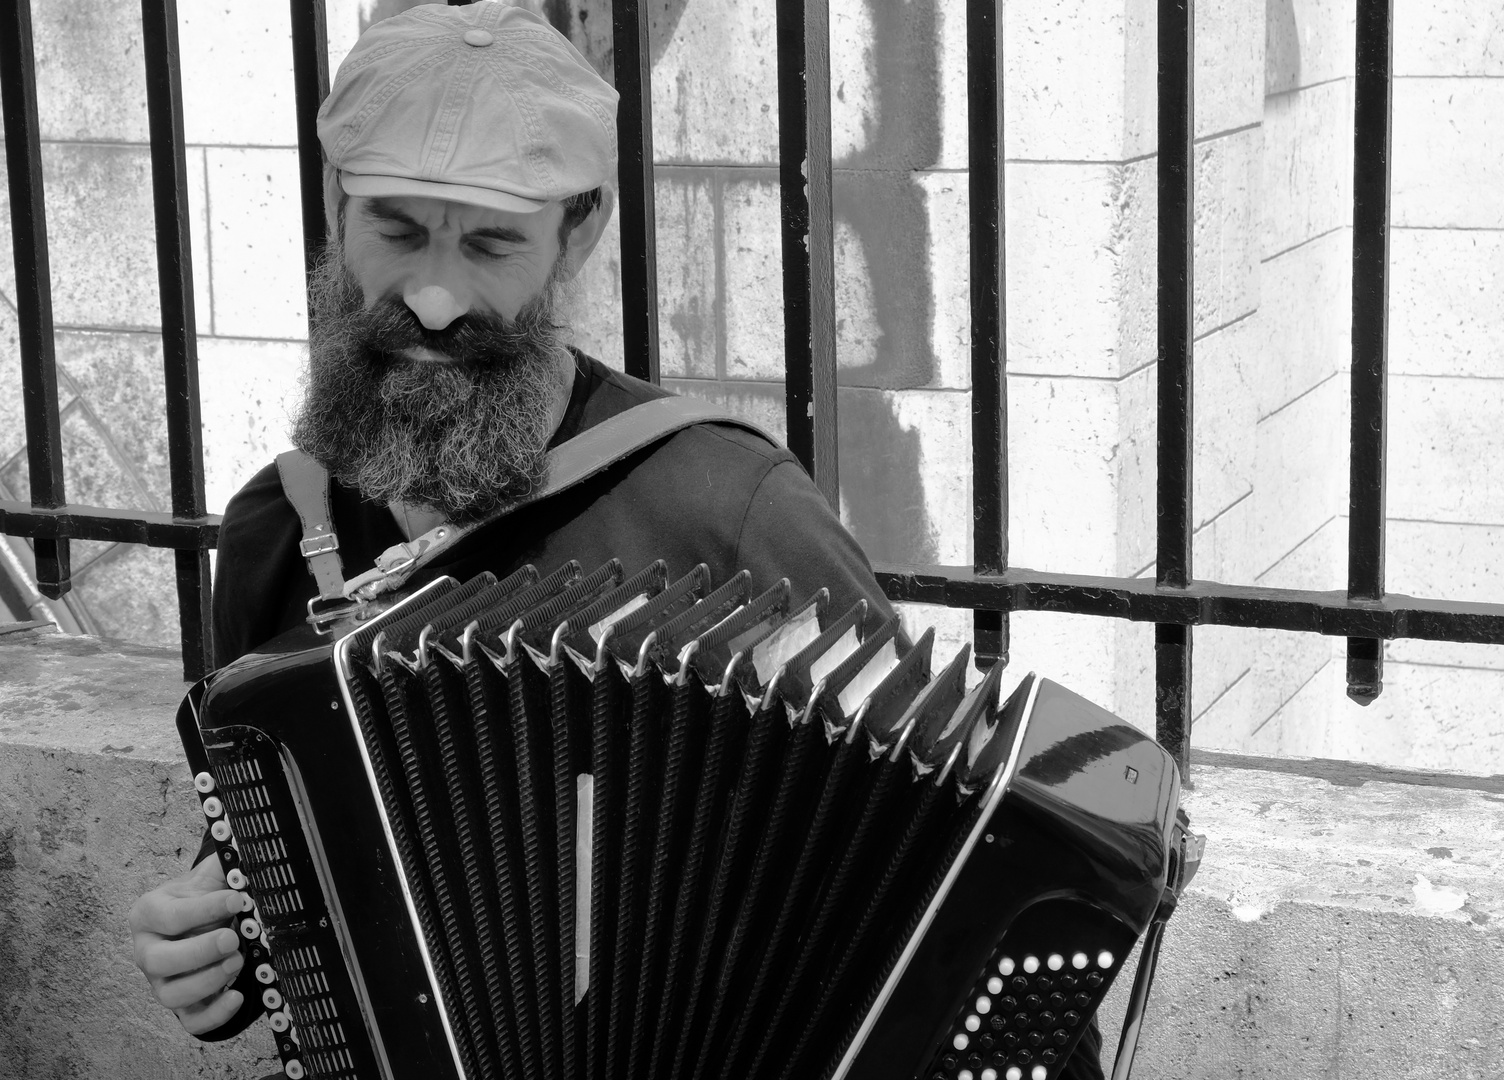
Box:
[240,893,255,913]
[226,869,247,890]
[1047,953,1064,971]
[976,995,992,1013]
[1006,1068,1023,1080]
[268,1010,290,1032]
[201,796,223,819]
[1032,1067,1048,1080]
[1097,950,1114,969]
[255,963,276,985]
[988,976,1003,994]
[1072,951,1089,969]
[952,1032,969,1050]
[263,988,283,1010]
[194,772,216,793]
[284,1061,305,1079]
[998,956,1015,976]
[981,1070,998,1080]
[1022,955,1040,974]
[958,1071,973,1080]
[240,918,261,939]
[211,820,232,841]
[964,1014,980,1032]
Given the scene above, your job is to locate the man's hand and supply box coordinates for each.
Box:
[129,855,248,1035]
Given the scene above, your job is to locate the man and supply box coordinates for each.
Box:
[129,5,1106,1077]
[129,0,894,1052]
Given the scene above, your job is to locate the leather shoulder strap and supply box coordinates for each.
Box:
[275,449,346,602]
[341,396,771,603]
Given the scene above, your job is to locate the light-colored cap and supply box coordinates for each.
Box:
[317,2,619,214]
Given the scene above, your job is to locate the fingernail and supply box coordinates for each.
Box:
[219,929,240,954]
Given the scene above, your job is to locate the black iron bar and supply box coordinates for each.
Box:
[1156,0,1195,775]
[873,564,1504,646]
[967,0,1008,670]
[290,0,331,306]
[0,503,220,550]
[611,0,662,385]
[1347,0,1393,706]
[775,0,839,506]
[0,0,70,601]
[141,0,213,680]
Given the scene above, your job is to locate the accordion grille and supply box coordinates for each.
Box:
[218,757,306,919]
[277,944,359,1078]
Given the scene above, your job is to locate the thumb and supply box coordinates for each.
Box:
[188,852,229,891]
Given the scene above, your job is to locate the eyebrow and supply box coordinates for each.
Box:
[364,199,529,244]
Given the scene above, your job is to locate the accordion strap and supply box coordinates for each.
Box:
[276,448,346,602]
[281,396,772,607]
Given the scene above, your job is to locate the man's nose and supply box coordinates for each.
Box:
[403,284,467,330]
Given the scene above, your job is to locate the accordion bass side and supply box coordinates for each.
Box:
[177,563,1202,1080]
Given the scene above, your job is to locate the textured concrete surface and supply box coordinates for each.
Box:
[2,627,1502,1079]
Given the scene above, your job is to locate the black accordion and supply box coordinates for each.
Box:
[177,560,1201,1080]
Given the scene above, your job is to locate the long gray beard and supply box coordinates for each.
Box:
[291,247,568,525]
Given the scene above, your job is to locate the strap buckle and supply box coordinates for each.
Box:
[299,533,340,558]
[307,594,362,634]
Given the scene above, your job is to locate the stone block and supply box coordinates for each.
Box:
[71,542,180,648]
[1004,160,1155,380]
[33,143,208,331]
[1008,610,1138,723]
[1391,228,1504,380]
[177,2,299,147]
[1388,372,1504,523]
[916,172,969,390]
[652,171,718,380]
[1195,0,1266,137]
[651,0,779,165]
[205,148,309,341]
[721,175,784,380]
[1193,127,1260,337]
[931,0,970,172]
[1393,79,1504,230]
[30,0,150,142]
[1265,0,1354,95]
[1197,627,1336,751]
[1256,226,1347,416]
[1193,316,1258,527]
[1386,518,1504,672]
[662,378,787,446]
[1262,79,1353,259]
[196,337,304,515]
[1394,0,1504,77]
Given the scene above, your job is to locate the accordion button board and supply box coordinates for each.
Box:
[177,563,1198,1080]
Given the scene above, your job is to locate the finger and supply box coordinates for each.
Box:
[157,953,245,1011]
[176,988,245,1037]
[145,888,245,938]
[139,926,242,980]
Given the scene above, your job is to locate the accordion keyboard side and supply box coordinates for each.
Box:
[834,677,1183,1080]
[189,631,462,1080]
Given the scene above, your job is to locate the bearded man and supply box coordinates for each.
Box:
[127,0,898,1058]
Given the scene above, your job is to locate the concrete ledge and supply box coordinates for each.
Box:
[2,627,1500,1079]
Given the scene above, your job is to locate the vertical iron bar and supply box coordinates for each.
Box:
[611,0,662,384]
[968,0,1008,669]
[0,0,70,600]
[776,0,840,506]
[141,0,213,680]
[290,0,331,305]
[1346,0,1392,705]
[1156,0,1194,777]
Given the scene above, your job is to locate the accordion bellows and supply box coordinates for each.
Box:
[178,560,1193,1080]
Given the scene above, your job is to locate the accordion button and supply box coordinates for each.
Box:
[1025,995,1042,1011]
[1040,1011,1057,1027]
[1027,1032,1044,1048]
[1075,993,1092,1008]
[1011,977,1029,993]
[965,1015,981,1032]
[1086,973,1104,988]
[1072,951,1088,969]
[980,1035,995,1051]
[1097,950,1114,969]
[226,869,247,890]
[1049,993,1066,1009]
[262,988,283,1010]
[268,1010,290,1032]
[1001,1034,1021,1051]
[284,1061,304,1080]
[1017,1049,1033,1064]
[999,996,1018,1011]
[1042,1050,1059,1065]
[1047,953,1064,971]
[990,1015,1006,1032]
[202,797,223,819]
[982,1070,998,1080]
[1032,1066,1048,1080]
[1005,1069,1022,1080]
[255,964,276,984]
[1053,1030,1070,1046]
[240,919,261,939]
[211,820,233,842]
[958,1071,973,1080]
[1064,1011,1081,1027]
[988,977,1004,994]
[1035,976,1052,991]
[1059,974,1078,989]
[194,772,216,793]
[976,996,992,1013]
[969,1053,984,1068]
[942,1054,959,1070]
[1013,1012,1029,1029]
[998,957,1015,976]
[1022,956,1040,974]
[953,1033,970,1051]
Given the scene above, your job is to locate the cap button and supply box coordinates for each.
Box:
[463,29,494,47]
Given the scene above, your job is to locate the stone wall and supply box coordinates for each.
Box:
[2,0,1503,773]
[2,625,1501,1079]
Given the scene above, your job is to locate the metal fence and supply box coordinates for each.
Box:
[4,0,1503,777]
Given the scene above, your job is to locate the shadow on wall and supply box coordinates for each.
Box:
[1265,0,1301,94]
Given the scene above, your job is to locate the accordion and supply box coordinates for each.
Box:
[177,560,1201,1080]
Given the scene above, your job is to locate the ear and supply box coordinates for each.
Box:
[322,164,344,246]
[555,184,615,283]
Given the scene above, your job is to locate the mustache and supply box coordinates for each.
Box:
[334,294,559,370]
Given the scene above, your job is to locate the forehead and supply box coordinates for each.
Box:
[353,194,563,237]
